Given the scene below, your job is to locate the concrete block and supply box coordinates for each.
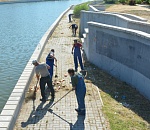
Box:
[12,89,24,93]
[1,110,14,116]
[81,38,84,43]
[84,28,89,33]
[8,97,20,101]
[14,86,25,89]
[3,105,17,110]
[22,71,32,75]
[6,101,19,105]
[0,116,12,122]
[15,82,26,86]
[10,92,22,97]
[0,122,9,128]
[83,33,86,38]
[19,76,30,80]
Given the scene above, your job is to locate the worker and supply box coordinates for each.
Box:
[46,49,57,78]
[69,23,78,37]
[68,13,74,22]
[32,60,55,102]
[72,39,84,72]
[68,68,86,115]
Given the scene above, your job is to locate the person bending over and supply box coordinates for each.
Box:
[32,60,55,102]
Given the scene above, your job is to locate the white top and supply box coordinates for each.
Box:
[35,63,50,77]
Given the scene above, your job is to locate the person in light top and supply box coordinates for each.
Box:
[32,60,55,102]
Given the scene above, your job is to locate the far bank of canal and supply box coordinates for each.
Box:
[0,0,86,112]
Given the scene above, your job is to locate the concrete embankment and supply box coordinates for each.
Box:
[0,6,71,130]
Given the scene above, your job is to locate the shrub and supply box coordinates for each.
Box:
[119,0,127,4]
[73,3,89,17]
[104,0,118,4]
[135,0,142,4]
[129,0,136,5]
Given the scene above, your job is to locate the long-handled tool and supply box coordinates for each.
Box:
[48,109,73,129]
[49,90,72,108]
[55,60,58,78]
[33,80,39,100]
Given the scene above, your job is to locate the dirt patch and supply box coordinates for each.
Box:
[106,4,150,22]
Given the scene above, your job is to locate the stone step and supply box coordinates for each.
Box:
[84,28,89,34]
[81,38,84,43]
[83,33,86,38]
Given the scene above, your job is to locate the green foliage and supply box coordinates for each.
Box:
[73,3,89,17]
[104,0,118,4]
[136,0,142,4]
[147,0,150,4]
[118,0,127,4]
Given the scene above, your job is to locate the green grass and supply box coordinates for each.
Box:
[73,2,89,17]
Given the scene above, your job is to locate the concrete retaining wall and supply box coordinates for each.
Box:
[89,5,105,11]
[0,6,71,130]
[85,21,150,100]
[79,11,150,36]
[88,5,147,22]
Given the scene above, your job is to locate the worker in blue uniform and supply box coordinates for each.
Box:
[72,40,84,72]
[46,49,57,78]
[68,68,86,115]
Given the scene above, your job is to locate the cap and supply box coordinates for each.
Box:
[74,39,78,41]
[32,60,37,64]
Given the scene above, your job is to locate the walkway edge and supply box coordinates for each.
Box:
[0,6,72,130]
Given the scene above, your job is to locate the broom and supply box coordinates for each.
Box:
[55,60,58,78]
[33,80,39,100]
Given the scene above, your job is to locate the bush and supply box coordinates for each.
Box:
[128,0,136,5]
[119,0,127,4]
[104,0,118,4]
[135,0,142,4]
[73,3,89,17]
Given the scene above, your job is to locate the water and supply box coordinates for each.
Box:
[0,0,86,112]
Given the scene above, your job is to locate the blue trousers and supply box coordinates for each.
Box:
[46,60,54,78]
[75,89,86,111]
[74,52,84,70]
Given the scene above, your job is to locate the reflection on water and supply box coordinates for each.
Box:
[0,0,85,112]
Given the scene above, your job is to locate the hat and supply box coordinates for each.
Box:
[74,39,78,42]
[32,60,37,64]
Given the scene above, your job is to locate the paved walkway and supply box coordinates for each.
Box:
[14,10,107,130]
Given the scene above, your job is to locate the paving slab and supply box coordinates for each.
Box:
[14,9,107,130]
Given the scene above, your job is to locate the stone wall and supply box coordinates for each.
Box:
[84,21,150,100]
[80,11,150,36]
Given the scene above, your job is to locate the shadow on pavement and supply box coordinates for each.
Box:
[72,115,85,130]
[21,100,54,128]
[48,109,85,130]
